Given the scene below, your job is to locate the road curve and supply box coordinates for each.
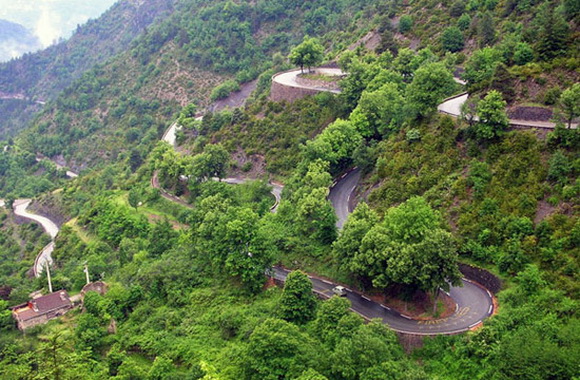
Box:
[329,168,361,229]
[273,267,494,335]
[13,199,59,277]
[221,177,283,213]
[438,91,578,129]
[272,68,344,94]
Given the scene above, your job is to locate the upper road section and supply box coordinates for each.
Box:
[272,68,343,94]
[270,68,343,103]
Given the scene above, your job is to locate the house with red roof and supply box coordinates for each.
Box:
[11,290,73,330]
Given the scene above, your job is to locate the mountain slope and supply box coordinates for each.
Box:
[0,19,41,62]
[0,0,177,138]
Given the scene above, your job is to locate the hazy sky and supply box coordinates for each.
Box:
[0,0,117,46]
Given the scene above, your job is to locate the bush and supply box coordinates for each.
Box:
[399,15,413,34]
[513,42,534,66]
[210,80,240,101]
[457,13,472,31]
[441,27,464,52]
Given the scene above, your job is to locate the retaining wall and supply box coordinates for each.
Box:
[270,77,322,103]
[459,263,502,294]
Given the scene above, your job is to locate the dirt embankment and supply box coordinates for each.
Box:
[508,106,553,122]
[27,193,71,227]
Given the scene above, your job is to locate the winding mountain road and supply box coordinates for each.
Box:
[438,91,578,129]
[13,199,59,277]
[7,65,494,335]
[273,267,493,335]
[272,68,344,94]
[328,168,361,229]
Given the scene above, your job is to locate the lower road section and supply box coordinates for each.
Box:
[273,267,494,335]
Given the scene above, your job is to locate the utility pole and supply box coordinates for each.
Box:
[46,261,53,293]
[83,263,90,285]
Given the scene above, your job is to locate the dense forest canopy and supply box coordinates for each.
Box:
[0,0,578,379]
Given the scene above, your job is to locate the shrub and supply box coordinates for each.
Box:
[210,80,240,101]
[399,15,413,34]
[441,27,464,52]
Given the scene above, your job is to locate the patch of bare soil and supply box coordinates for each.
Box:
[146,214,187,230]
[229,148,267,179]
[508,106,553,121]
[535,199,557,224]
[369,286,456,321]
[28,194,70,227]
[348,30,382,51]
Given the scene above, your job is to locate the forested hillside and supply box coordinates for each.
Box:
[0,0,578,379]
[0,0,177,137]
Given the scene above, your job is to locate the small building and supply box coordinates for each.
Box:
[81,281,108,297]
[11,290,73,330]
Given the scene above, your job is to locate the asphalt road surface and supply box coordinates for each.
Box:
[273,267,494,335]
[328,168,361,229]
[272,68,343,94]
[13,199,59,277]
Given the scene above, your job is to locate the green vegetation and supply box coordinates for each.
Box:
[0,0,578,378]
[289,36,325,73]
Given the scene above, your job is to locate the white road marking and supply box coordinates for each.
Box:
[401,314,412,320]
[361,296,371,301]
[488,305,493,314]
[469,322,480,329]
[321,280,332,285]
[381,305,390,310]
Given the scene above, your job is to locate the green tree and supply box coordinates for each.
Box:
[350,83,405,138]
[296,187,337,244]
[450,1,466,17]
[535,5,570,60]
[478,11,495,47]
[464,47,503,88]
[331,321,403,380]
[398,15,413,34]
[127,187,143,211]
[406,62,455,118]
[304,119,362,170]
[0,299,13,330]
[547,150,571,184]
[289,36,324,73]
[457,13,471,31]
[560,83,580,128]
[353,197,462,306]
[189,143,230,181]
[441,26,464,52]
[474,90,509,140]
[148,219,178,257]
[513,42,534,65]
[148,356,175,380]
[279,270,317,324]
[312,296,362,347]
[244,318,315,379]
[333,203,379,273]
[296,369,328,380]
